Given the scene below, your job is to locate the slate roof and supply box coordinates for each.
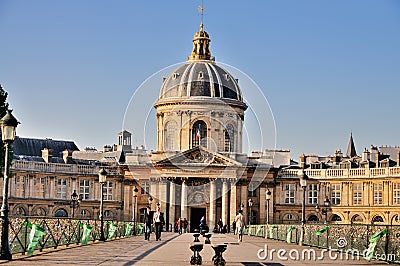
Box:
[13,137,79,157]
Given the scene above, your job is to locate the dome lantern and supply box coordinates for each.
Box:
[188,24,213,61]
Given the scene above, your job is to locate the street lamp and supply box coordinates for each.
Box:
[248,198,253,225]
[132,186,138,235]
[98,168,107,241]
[265,189,272,224]
[298,170,308,246]
[0,109,19,260]
[70,190,80,218]
[148,195,153,209]
[316,197,331,224]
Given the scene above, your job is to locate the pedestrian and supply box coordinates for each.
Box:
[217,218,223,233]
[144,205,153,240]
[232,219,237,235]
[177,218,183,235]
[153,206,164,241]
[234,209,245,242]
[199,216,207,233]
[183,218,188,233]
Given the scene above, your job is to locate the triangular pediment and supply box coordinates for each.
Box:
[154,147,242,167]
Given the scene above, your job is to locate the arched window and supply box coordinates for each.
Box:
[80,209,90,218]
[224,124,234,152]
[351,214,363,224]
[307,215,318,222]
[164,122,177,151]
[331,214,342,222]
[35,207,47,217]
[192,120,207,148]
[372,215,384,224]
[14,206,26,216]
[54,208,68,217]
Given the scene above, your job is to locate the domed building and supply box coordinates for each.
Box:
[122,24,276,232]
[154,24,247,154]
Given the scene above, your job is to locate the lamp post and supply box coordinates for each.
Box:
[148,195,153,209]
[132,186,138,235]
[248,198,253,225]
[98,168,107,241]
[265,189,271,224]
[298,170,308,246]
[316,197,331,224]
[70,190,80,218]
[0,109,19,260]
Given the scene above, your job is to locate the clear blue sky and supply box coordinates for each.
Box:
[1,0,399,159]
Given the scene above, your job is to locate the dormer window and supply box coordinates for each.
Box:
[224,73,230,80]
[172,72,180,80]
[198,71,204,79]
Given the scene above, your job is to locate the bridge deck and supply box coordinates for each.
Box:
[2,233,387,265]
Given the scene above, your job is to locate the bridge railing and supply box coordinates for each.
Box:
[0,217,142,255]
[247,223,400,263]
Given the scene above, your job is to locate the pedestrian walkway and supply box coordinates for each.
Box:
[1,232,389,265]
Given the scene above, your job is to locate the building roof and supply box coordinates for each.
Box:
[346,133,357,158]
[13,136,79,157]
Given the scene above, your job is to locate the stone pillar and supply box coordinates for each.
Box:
[150,181,158,202]
[181,180,188,219]
[259,186,266,224]
[123,184,132,221]
[169,182,176,231]
[221,179,229,227]
[240,185,248,223]
[209,179,216,229]
[229,182,237,226]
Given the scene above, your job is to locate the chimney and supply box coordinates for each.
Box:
[103,145,112,152]
[62,149,73,164]
[299,154,306,169]
[362,148,370,161]
[41,148,53,163]
[370,146,379,167]
[333,150,342,164]
[397,151,400,167]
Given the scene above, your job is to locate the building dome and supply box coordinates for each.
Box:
[157,24,244,103]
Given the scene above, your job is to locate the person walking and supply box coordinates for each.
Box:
[183,218,188,233]
[199,216,207,233]
[153,206,164,241]
[234,209,245,242]
[177,218,183,234]
[232,218,237,235]
[144,205,153,240]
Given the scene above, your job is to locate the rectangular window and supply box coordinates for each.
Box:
[373,183,383,205]
[15,176,26,198]
[353,183,363,205]
[248,184,257,197]
[57,178,67,199]
[34,177,46,198]
[331,184,341,205]
[393,183,400,204]
[103,181,113,201]
[141,182,150,195]
[284,184,295,204]
[308,184,318,204]
[80,179,90,200]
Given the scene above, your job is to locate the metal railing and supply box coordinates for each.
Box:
[0,217,141,255]
[247,223,400,263]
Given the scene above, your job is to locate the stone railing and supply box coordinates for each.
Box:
[280,166,400,179]
[11,160,121,176]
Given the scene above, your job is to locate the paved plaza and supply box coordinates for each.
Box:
[0,233,389,265]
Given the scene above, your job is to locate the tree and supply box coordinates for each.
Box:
[0,84,10,169]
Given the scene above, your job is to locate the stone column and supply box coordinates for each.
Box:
[259,186,266,224]
[181,180,188,219]
[229,182,237,226]
[209,179,216,230]
[240,185,248,223]
[169,182,176,231]
[221,179,229,227]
